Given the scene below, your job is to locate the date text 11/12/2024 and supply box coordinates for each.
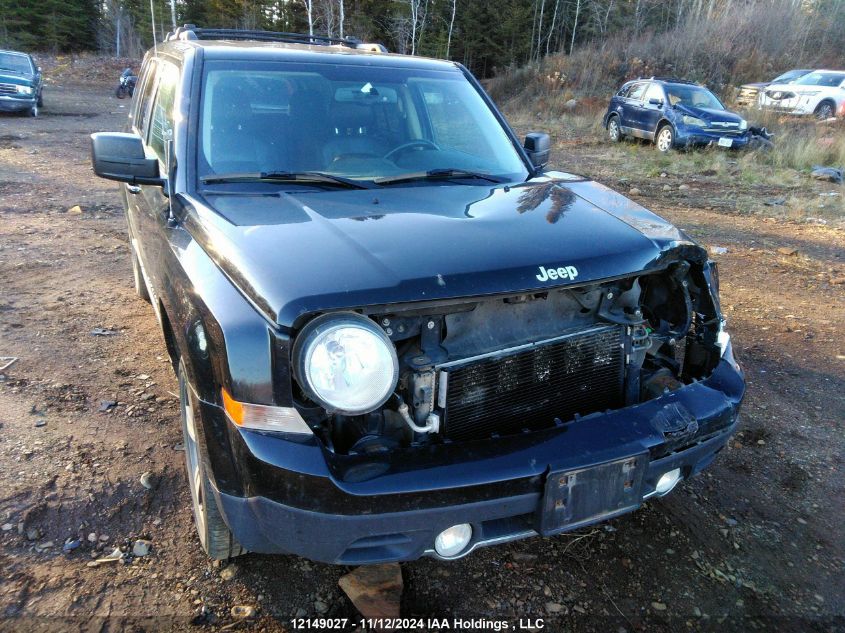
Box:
[291,617,547,630]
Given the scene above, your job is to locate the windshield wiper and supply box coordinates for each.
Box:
[374,168,503,186]
[201,171,374,189]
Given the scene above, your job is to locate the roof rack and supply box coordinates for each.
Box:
[640,76,699,85]
[165,24,388,52]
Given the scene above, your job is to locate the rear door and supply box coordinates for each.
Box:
[641,83,666,138]
[620,82,647,135]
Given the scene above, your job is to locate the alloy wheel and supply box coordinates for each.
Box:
[656,127,673,152]
[816,103,834,120]
[180,367,207,547]
[608,119,620,142]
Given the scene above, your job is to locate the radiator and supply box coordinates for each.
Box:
[437,325,625,441]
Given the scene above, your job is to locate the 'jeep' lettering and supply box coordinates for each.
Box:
[536,265,579,282]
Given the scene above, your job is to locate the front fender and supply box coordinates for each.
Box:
[152,195,288,495]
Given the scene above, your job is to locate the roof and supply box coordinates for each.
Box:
[157,26,457,72]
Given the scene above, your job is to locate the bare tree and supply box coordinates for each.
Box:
[535,0,545,60]
[570,0,581,53]
[303,0,314,36]
[545,0,560,56]
[338,0,345,38]
[446,0,456,58]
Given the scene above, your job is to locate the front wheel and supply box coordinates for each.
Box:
[36,92,43,108]
[179,361,245,560]
[116,85,128,99]
[655,125,674,152]
[815,101,835,120]
[607,116,622,143]
[28,104,38,118]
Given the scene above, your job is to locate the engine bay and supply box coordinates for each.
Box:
[291,256,724,455]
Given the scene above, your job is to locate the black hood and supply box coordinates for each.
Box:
[188,172,696,328]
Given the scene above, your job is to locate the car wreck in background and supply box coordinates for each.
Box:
[604,78,753,151]
[759,70,845,119]
[735,69,811,108]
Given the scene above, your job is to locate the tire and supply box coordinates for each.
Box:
[28,104,38,118]
[655,124,674,152]
[130,242,151,303]
[607,115,623,143]
[116,85,127,99]
[814,101,835,120]
[36,92,43,108]
[179,361,245,560]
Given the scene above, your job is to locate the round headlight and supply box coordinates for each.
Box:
[293,313,398,415]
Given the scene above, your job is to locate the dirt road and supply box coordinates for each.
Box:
[0,81,843,633]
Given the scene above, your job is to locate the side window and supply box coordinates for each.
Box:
[644,83,665,104]
[617,85,631,98]
[148,64,179,163]
[133,60,158,136]
[627,83,647,102]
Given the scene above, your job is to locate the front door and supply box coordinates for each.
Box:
[641,83,667,138]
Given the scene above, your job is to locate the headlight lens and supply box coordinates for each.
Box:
[293,313,398,415]
[681,115,706,127]
[739,119,748,131]
[16,85,33,95]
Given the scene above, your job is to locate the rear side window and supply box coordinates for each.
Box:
[133,60,158,136]
[148,63,179,163]
[616,85,632,98]
[627,83,647,101]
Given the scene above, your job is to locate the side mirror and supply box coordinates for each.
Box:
[648,97,663,106]
[524,132,551,170]
[90,132,164,186]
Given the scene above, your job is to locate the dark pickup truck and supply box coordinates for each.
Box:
[90,26,744,564]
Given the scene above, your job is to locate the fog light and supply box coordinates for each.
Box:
[434,524,472,557]
[655,468,682,495]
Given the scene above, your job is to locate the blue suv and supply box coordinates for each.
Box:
[603,78,749,151]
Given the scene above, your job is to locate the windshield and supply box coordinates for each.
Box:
[198,61,528,186]
[794,72,845,87]
[0,52,33,74]
[772,69,808,84]
[665,85,724,110]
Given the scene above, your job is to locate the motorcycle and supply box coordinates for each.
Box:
[115,68,137,99]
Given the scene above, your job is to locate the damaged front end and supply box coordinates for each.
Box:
[214,244,743,563]
[293,246,733,456]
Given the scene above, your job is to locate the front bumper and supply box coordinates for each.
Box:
[676,128,750,149]
[0,94,35,112]
[202,357,744,564]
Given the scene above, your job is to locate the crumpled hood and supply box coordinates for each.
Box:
[188,172,695,328]
[674,103,744,124]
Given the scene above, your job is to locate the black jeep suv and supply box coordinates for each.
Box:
[90,26,744,564]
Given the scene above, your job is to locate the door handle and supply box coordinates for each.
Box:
[126,184,141,195]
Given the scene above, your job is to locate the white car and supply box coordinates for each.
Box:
[758,70,845,119]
